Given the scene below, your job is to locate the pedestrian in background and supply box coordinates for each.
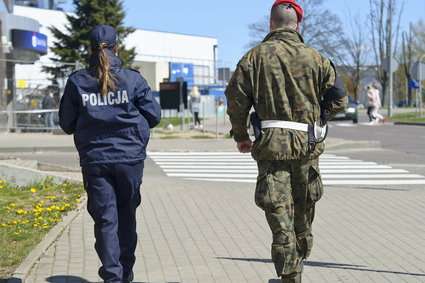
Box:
[371,85,385,123]
[42,91,54,130]
[366,85,375,122]
[59,25,161,283]
[190,86,202,128]
[367,84,384,124]
[225,1,347,282]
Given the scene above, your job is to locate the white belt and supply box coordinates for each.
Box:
[261,120,308,132]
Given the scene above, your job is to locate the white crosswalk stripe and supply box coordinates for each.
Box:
[148,152,425,186]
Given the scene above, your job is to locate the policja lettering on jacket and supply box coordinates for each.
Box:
[81,90,129,106]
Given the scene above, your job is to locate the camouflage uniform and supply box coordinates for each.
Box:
[225,28,347,282]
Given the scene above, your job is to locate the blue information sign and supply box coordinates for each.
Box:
[410,79,419,89]
[12,29,48,54]
[170,62,194,87]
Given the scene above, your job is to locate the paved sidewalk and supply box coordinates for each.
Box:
[2,118,424,282]
[11,153,425,283]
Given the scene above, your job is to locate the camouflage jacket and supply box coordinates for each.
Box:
[225,28,348,160]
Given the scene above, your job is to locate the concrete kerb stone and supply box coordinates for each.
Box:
[0,163,87,283]
[393,121,425,126]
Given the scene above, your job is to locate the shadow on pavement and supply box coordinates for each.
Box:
[46,276,92,283]
[216,257,425,277]
[46,276,152,283]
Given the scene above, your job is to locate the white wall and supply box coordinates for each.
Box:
[127,29,217,64]
[12,6,218,89]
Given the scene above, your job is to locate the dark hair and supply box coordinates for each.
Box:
[270,3,298,29]
[89,42,118,97]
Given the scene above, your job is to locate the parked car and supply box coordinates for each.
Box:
[332,95,358,123]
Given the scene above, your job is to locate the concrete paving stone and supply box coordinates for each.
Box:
[7,135,425,283]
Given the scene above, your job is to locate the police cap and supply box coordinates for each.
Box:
[272,0,303,23]
[90,25,118,47]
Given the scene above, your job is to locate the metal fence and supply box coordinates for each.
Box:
[0,60,78,132]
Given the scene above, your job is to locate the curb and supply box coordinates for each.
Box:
[393,121,425,126]
[325,140,381,151]
[0,147,76,153]
[0,163,86,283]
[8,197,87,283]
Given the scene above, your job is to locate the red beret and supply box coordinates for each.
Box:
[272,0,303,23]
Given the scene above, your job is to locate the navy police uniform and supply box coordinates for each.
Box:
[59,26,161,282]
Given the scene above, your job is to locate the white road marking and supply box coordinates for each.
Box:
[148,152,425,186]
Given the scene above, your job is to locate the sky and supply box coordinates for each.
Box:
[59,0,425,69]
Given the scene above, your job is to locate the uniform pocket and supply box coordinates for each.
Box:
[307,165,323,204]
[255,169,291,210]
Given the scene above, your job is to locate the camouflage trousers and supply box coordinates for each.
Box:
[255,158,323,280]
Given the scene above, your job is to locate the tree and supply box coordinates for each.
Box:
[400,24,415,105]
[339,11,372,100]
[412,19,425,56]
[368,0,403,106]
[46,0,136,81]
[247,0,346,65]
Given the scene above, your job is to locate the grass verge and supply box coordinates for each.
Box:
[0,177,84,279]
[390,112,425,123]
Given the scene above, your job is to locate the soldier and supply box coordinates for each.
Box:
[225,1,348,282]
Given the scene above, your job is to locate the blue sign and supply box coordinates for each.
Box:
[170,62,194,87]
[410,79,419,89]
[12,29,48,54]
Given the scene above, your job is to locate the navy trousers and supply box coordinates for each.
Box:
[82,161,144,283]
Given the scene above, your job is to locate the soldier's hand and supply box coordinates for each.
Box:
[237,140,252,153]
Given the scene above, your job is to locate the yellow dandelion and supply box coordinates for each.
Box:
[76,199,80,203]
[5,207,11,210]
[9,203,16,207]
[16,209,26,215]
[47,177,53,180]
[45,196,56,199]
[1,223,8,227]
[62,183,68,187]
[0,186,3,189]
[0,180,3,184]
[30,188,37,193]
[33,224,38,227]
[46,207,52,211]
[13,221,18,224]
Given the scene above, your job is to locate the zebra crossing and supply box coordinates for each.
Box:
[148,152,425,186]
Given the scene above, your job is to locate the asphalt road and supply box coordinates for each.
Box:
[326,109,425,177]
[2,108,424,178]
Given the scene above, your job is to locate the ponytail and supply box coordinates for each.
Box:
[92,43,117,97]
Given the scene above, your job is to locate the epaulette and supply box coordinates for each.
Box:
[69,68,86,76]
[68,70,79,76]
[127,68,141,74]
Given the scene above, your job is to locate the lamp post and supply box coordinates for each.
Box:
[213,45,218,85]
[419,54,425,118]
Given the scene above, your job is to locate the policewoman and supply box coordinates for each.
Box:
[59,25,161,283]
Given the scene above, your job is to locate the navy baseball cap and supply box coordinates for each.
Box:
[90,25,118,46]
